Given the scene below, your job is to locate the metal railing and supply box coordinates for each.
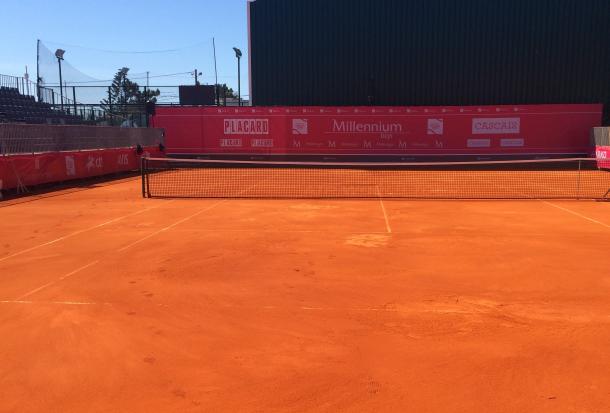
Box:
[2,72,251,128]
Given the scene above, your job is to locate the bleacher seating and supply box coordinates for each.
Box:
[0,86,84,125]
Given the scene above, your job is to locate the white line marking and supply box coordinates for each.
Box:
[378,198,392,234]
[172,229,390,234]
[540,200,610,229]
[0,202,173,264]
[117,200,227,252]
[15,260,100,301]
[0,300,109,306]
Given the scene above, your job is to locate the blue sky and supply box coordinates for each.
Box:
[0,0,249,96]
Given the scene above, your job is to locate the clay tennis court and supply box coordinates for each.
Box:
[1,175,610,412]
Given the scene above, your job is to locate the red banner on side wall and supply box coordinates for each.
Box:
[0,146,161,192]
[153,104,602,157]
[596,146,610,169]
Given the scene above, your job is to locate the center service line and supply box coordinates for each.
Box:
[375,186,392,234]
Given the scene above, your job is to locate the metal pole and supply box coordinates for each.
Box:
[194,69,198,85]
[36,39,40,101]
[72,86,77,118]
[237,57,241,107]
[25,66,30,96]
[57,58,64,111]
[577,159,582,200]
[108,86,112,118]
[213,37,219,106]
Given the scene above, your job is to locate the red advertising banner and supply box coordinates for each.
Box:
[596,146,610,169]
[153,104,602,157]
[0,146,161,192]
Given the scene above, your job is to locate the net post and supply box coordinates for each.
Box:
[145,158,151,198]
[141,156,147,198]
[576,159,582,200]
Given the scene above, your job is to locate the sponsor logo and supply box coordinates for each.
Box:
[427,119,444,135]
[467,139,491,148]
[500,138,525,147]
[304,141,324,148]
[220,138,242,147]
[223,119,269,135]
[86,156,103,171]
[472,118,520,134]
[596,150,608,159]
[332,120,402,134]
[117,153,129,165]
[251,139,274,148]
[363,141,372,149]
[65,156,76,176]
[292,118,308,135]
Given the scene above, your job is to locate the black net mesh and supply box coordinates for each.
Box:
[141,158,610,200]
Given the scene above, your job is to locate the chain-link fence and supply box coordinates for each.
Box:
[593,127,610,146]
[0,124,163,155]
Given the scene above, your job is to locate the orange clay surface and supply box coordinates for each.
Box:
[1,177,610,413]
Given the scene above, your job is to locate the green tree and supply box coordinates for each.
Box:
[101,67,160,121]
[218,83,236,99]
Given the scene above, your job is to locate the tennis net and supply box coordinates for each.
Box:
[141,157,610,200]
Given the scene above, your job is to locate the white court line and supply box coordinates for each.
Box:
[375,186,392,234]
[540,200,610,229]
[378,198,392,234]
[117,200,227,252]
[172,228,390,234]
[15,260,100,301]
[0,201,173,264]
[0,300,109,306]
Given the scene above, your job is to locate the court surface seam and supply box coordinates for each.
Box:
[540,200,610,229]
[0,201,174,264]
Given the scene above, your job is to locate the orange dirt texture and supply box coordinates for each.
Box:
[1,177,610,412]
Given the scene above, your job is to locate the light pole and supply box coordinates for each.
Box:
[55,49,65,111]
[193,69,202,85]
[233,47,242,106]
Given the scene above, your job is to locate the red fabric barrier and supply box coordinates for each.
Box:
[154,104,602,157]
[596,146,610,169]
[0,147,161,192]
